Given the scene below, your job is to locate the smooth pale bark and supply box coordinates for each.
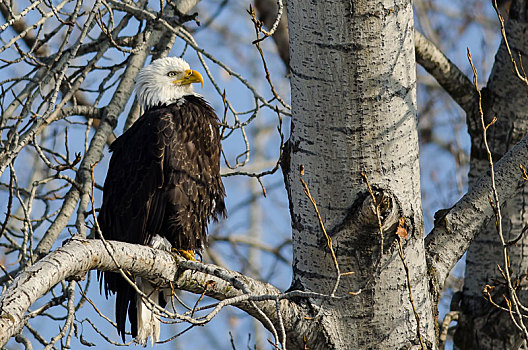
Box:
[285,1,435,348]
[454,2,528,348]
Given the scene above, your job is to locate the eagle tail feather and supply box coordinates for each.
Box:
[135,234,173,346]
[135,278,161,347]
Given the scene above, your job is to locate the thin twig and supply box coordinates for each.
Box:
[396,236,426,350]
[492,0,528,90]
[299,165,340,297]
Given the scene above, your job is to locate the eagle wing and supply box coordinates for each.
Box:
[98,96,226,341]
[98,107,174,340]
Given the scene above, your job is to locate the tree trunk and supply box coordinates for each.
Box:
[285,0,436,348]
[455,1,528,348]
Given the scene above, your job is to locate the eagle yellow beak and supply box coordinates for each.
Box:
[173,69,204,88]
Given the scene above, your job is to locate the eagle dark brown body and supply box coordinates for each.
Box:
[98,95,226,341]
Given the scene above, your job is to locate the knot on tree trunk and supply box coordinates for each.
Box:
[329,188,403,258]
[358,188,400,234]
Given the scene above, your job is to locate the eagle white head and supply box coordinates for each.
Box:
[135,57,204,109]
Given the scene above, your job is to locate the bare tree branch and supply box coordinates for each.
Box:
[414,30,478,114]
[425,129,528,298]
[0,237,303,347]
[254,0,290,71]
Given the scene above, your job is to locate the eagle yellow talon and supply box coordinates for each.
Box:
[172,249,196,261]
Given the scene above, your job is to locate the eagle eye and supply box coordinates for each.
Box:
[167,71,177,77]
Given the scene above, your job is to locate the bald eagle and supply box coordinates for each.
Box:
[98,57,226,345]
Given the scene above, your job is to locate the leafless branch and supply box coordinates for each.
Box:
[0,237,311,347]
[414,30,477,114]
[425,128,528,296]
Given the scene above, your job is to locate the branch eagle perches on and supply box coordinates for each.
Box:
[0,237,304,347]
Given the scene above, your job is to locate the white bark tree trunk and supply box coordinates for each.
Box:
[284,0,436,348]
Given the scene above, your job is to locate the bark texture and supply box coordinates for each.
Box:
[454,2,528,348]
[285,1,435,348]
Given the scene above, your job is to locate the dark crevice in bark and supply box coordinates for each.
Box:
[289,67,334,82]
